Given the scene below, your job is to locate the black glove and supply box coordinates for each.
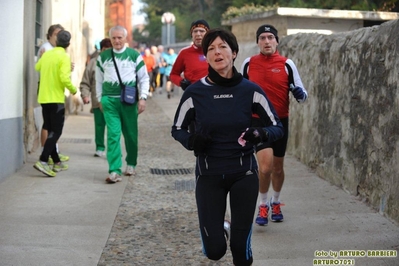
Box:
[188,134,212,155]
[289,84,306,102]
[242,127,268,145]
[180,79,191,90]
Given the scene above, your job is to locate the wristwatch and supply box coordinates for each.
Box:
[139,97,147,101]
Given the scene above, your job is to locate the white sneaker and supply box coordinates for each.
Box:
[106,172,122,183]
[124,165,136,176]
[149,92,153,97]
[94,150,105,157]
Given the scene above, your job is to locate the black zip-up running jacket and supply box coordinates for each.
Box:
[171,77,284,176]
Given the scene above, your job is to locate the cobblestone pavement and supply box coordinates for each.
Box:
[98,98,234,265]
[97,92,399,266]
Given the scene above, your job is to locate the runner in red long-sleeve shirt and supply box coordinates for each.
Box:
[241,24,308,226]
[170,19,210,90]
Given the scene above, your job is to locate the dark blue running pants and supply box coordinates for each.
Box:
[195,170,259,266]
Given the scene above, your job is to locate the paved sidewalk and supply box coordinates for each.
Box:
[0,89,398,266]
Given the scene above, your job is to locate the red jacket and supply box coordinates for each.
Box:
[247,51,290,118]
[170,44,208,86]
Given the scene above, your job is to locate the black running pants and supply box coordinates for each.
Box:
[40,103,65,163]
[195,171,259,266]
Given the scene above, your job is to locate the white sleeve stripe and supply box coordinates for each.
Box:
[253,91,278,126]
[241,57,251,75]
[175,97,194,129]
[285,59,306,92]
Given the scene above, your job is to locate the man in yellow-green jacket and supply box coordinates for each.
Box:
[34,30,77,177]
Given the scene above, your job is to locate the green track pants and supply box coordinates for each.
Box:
[101,96,138,175]
[93,107,106,151]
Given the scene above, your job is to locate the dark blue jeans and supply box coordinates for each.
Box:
[40,103,65,163]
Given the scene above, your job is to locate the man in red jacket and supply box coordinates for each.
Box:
[241,24,308,226]
[170,19,210,90]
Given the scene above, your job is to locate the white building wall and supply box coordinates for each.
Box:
[84,0,106,55]
[287,17,363,35]
[47,0,105,94]
[0,0,25,181]
[0,0,24,121]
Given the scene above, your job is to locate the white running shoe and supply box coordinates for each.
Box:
[94,150,105,157]
[124,165,136,176]
[106,172,122,183]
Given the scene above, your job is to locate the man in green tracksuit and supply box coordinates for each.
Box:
[96,25,150,183]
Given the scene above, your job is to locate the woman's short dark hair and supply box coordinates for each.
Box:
[202,28,239,57]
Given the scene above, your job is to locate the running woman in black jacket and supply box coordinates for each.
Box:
[171,29,284,265]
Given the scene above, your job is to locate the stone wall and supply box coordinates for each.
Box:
[235,19,399,223]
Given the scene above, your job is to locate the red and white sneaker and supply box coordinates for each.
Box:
[270,199,284,222]
[124,165,136,176]
[106,172,122,183]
